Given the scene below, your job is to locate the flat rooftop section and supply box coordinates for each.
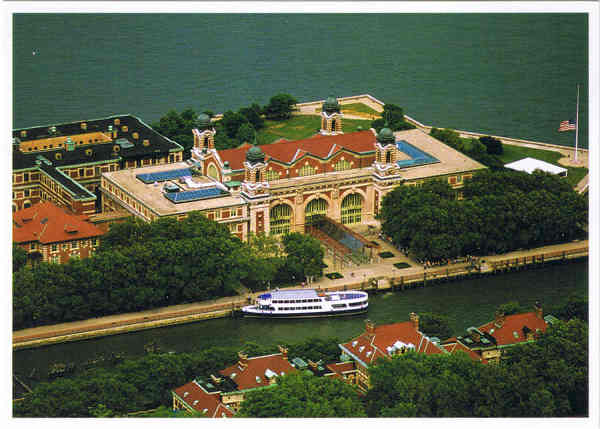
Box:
[504,157,567,176]
[103,162,245,216]
[392,129,486,179]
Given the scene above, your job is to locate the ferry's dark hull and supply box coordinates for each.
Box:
[242,306,368,319]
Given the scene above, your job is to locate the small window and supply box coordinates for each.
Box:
[71,241,79,250]
[51,244,58,252]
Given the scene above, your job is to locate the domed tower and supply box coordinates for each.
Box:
[192,113,216,151]
[375,126,397,165]
[320,96,343,135]
[241,143,270,199]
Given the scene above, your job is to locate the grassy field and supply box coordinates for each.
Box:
[315,102,381,119]
[257,115,373,145]
[499,144,587,187]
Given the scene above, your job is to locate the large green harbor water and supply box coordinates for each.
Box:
[13,260,587,386]
[13,13,588,147]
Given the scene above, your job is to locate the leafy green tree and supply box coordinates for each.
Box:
[285,337,342,364]
[418,312,454,340]
[220,110,249,139]
[479,135,503,155]
[237,372,366,417]
[281,233,324,281]
[12,243,28,273]
[263,93,298,120]
[235,122,256,144]
[151,109,198,157]
[372,104,415,132]
[239,103,265,130]
[496,301,528,316]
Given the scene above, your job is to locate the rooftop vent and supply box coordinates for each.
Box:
[143,139,150,146]
[81,122,87,130]
[202,409,208,414]
[358,346,365,353]
[183,391,189,397]
[352,341,358,347]
[121,125,128,132]
[132,132,139,139]
[193,400,199,406]
[64,225,78,233]
[255,376,261,384]
[20,130,27,138]
[366,351,372,358]
[114,118,120,126]
[265,368,277,379]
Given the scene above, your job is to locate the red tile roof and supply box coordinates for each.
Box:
[340,321,445,366]
[219,353,297,391]
[442,341,488,364]
[218,130,376,170]
[13,201,104,244]
[478,312,547,346]
[172,381,234,417]
[325,361,356,377]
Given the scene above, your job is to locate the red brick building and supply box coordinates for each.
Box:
[172,347,297,417]
[338,315,486,391]
[12,201,104,264]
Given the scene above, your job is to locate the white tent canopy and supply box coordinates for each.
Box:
[504,157,568,177]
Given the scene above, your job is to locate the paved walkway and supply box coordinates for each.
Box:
[12,237,588,347]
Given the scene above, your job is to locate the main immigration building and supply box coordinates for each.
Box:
[100,97,485,240]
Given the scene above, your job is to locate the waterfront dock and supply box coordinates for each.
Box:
[12,239,587,350]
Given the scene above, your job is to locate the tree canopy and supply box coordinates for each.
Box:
[263,93,298,120]
[379,170,587,261]
[150,108,198,157]
[365,318,588,417]
[371,103,416,132]
[237,372,366,417]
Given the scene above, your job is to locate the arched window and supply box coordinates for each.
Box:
[305,198,327,225]
[255,170,261,182]
[331,119,336,132]
[298,164,316,177]
[385,151,392,164]
[203,136,210,148]
[265,169,280,182]
[341,193,363,225]
[207,164,219,180]
[270,204,292,236]
[334,159,351,172]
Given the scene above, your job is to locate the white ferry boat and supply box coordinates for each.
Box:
[242,289,368,318]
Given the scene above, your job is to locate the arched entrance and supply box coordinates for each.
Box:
[207,164,219,180]
[341,193,363,225]
[270,204,292,236]
[305,198,328,226]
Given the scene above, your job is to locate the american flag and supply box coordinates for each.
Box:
[558,119,576,132]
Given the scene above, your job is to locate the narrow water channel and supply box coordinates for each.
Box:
[13,260,587,386]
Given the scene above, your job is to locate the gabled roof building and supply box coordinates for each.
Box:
[172,346,297,417]
[12,201,104,264]
[442,302,550,363]
[338,315,485,392]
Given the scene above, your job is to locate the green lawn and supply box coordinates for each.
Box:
[257,115,373,145]
[499,144,588,187]
[341,103,381,116]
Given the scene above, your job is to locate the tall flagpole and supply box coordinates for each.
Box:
[575,84,579,163]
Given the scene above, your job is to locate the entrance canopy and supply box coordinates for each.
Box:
[504,157,567,177]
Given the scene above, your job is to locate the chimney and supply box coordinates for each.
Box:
[534,301,543,319]
[237,351,248,370]
[494,310,505,328]
[409,312,419,331]
[365,319,376,338]
[277,345,288,360]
